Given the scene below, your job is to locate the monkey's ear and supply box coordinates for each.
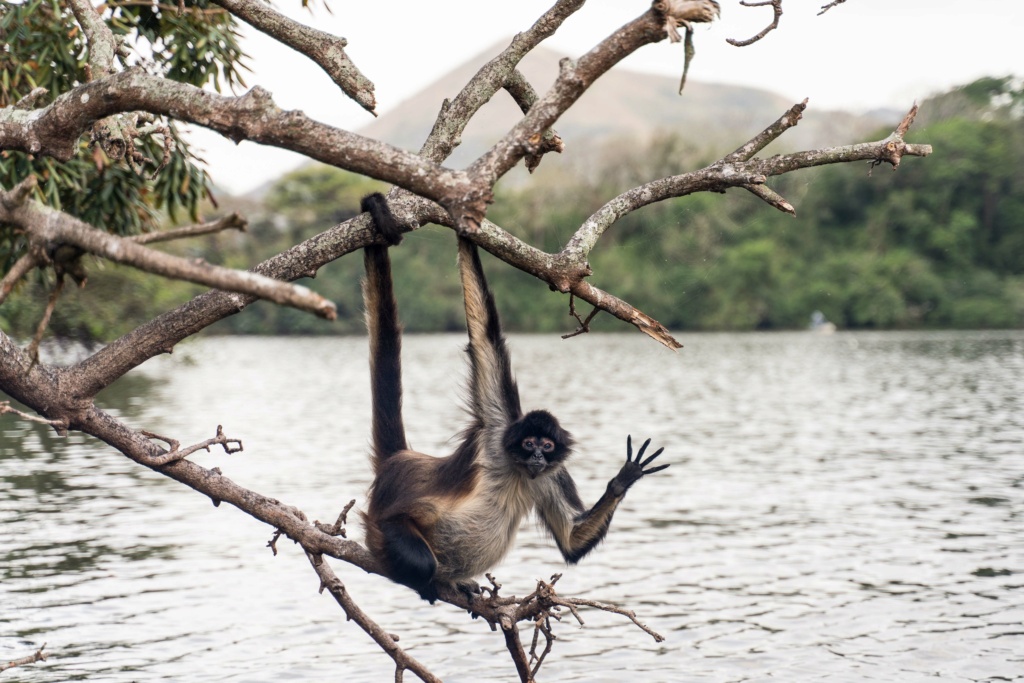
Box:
[361,192,403,246]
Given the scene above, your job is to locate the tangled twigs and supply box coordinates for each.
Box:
[562,294,601,340]
[728,0,784,47]
[0,642,47,673]
[503,574,664,680]
[139,424,243,467]
[315,499,357,537]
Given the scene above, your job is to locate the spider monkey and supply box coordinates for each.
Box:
[358,192,669,603]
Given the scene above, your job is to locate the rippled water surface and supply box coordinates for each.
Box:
[2,331,1022,682]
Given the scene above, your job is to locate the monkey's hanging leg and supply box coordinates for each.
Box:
[381,518,439,603]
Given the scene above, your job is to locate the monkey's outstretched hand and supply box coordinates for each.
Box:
[611,435,669,495]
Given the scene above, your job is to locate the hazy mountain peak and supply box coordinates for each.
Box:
[358,41,897,167]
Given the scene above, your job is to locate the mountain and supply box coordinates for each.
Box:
[357,43,899,167]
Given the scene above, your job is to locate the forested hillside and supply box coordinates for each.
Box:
[3,77,1021,340]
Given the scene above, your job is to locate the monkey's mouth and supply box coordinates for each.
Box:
[526,457,547,478]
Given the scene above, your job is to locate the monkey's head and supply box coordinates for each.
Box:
[502,410,574,479]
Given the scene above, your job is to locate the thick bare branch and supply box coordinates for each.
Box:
[212,0,376,114]
[67,0,117,76]
[0,187,337,320]
[0,70,473,212]
[503,69,564,173]
[130,212,248,245]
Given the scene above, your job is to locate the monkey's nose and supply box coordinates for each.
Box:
[527,454,546,478]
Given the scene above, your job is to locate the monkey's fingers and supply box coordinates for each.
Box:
[642,463,670,475]
[634,437,653,462]
[639,447,665,467]
[626,434,633,461]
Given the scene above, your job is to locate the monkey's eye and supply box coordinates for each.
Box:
[541,439,555,453]
[522,438,536,451]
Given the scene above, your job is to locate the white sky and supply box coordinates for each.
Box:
[192,0,1024,195]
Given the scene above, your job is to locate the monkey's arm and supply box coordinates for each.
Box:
[456,237,522,427]
[362,193,408,461]
[538,436,668,564]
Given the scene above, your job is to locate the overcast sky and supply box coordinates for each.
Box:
[191,0,1024,195]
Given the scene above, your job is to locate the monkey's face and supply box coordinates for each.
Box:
[519,436,557,478]
[503,410,573,479]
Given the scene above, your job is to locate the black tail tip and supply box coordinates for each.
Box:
[361,192,403,246]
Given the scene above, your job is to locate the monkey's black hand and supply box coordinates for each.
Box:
[361,192,403,246]
[610,435,668,496]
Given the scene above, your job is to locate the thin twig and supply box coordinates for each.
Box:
[130,212,248,245]
[818,0,848,15]
[0,402,65,427]
[0,252,41,306]
[139,424,243,467]
[728,0,784,47]
[307,553,442,683]
[314,499,357,537]
[561,294,602,339]
[743,183,795,215]
[0,643,47,673]
[25,275,65,364]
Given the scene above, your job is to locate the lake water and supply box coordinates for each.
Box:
[2,331,1022,682]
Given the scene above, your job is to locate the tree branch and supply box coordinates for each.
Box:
[0,185,337,320]
[67,0,117,77]
[727,0,784,47]
[417,0,587,166]
[564,101,930,264]
[0,70,474,217]
[503,69,564,173]
[0,402,65,427]
[0,643,47,674]
[308,554,442,683]
[212,0,376,114]
[468,8,670,191]
[130,212,248,245]
[818,0,849,15]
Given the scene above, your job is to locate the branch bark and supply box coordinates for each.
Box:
[0,70,474,220]
[0,181,337,320]
[211,0,376,114]
[0,643,47,674]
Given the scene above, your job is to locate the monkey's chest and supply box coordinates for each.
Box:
[431,486,533,581]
